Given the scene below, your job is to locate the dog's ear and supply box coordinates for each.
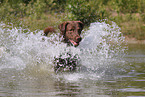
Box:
[76,21,84,30]
[58,22,69,35]
[43,26,55,36]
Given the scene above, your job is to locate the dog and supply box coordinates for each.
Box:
[43,21,84,73]
[44,21,84,47]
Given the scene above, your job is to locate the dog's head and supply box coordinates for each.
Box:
[58,21,84,47]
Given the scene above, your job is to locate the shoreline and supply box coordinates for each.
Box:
[125,36,145,44]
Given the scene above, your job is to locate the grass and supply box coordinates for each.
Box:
[0,0,145,40]
[109,13,145,40]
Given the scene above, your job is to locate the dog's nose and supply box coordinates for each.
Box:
[76,36,82,42]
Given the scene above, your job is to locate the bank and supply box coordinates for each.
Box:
[125,36,145,44]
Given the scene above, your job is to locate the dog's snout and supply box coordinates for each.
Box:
[76,36,82,42]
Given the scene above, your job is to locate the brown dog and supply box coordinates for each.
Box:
[44,21,84,47]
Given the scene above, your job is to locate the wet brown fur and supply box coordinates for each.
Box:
[44,21,84,46]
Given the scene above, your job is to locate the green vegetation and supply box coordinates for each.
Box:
[0,0,145,40]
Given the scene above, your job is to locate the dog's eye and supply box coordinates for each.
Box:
[70,29,73,31]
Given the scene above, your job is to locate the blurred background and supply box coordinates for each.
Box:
[0,0,145,40]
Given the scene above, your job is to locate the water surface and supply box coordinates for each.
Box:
[0,22,145,97]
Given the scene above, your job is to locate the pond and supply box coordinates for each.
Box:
[0,22,145,97]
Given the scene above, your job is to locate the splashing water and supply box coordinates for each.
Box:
[79,22,126,72]
[0,21,126,81]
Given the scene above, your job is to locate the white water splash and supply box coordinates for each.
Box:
[0,21,126,81]
[78,22,126,72]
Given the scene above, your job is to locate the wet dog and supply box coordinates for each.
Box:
[44,21,84,73]
[44,21,84,47]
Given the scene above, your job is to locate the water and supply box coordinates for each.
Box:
[0,22,145,97]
